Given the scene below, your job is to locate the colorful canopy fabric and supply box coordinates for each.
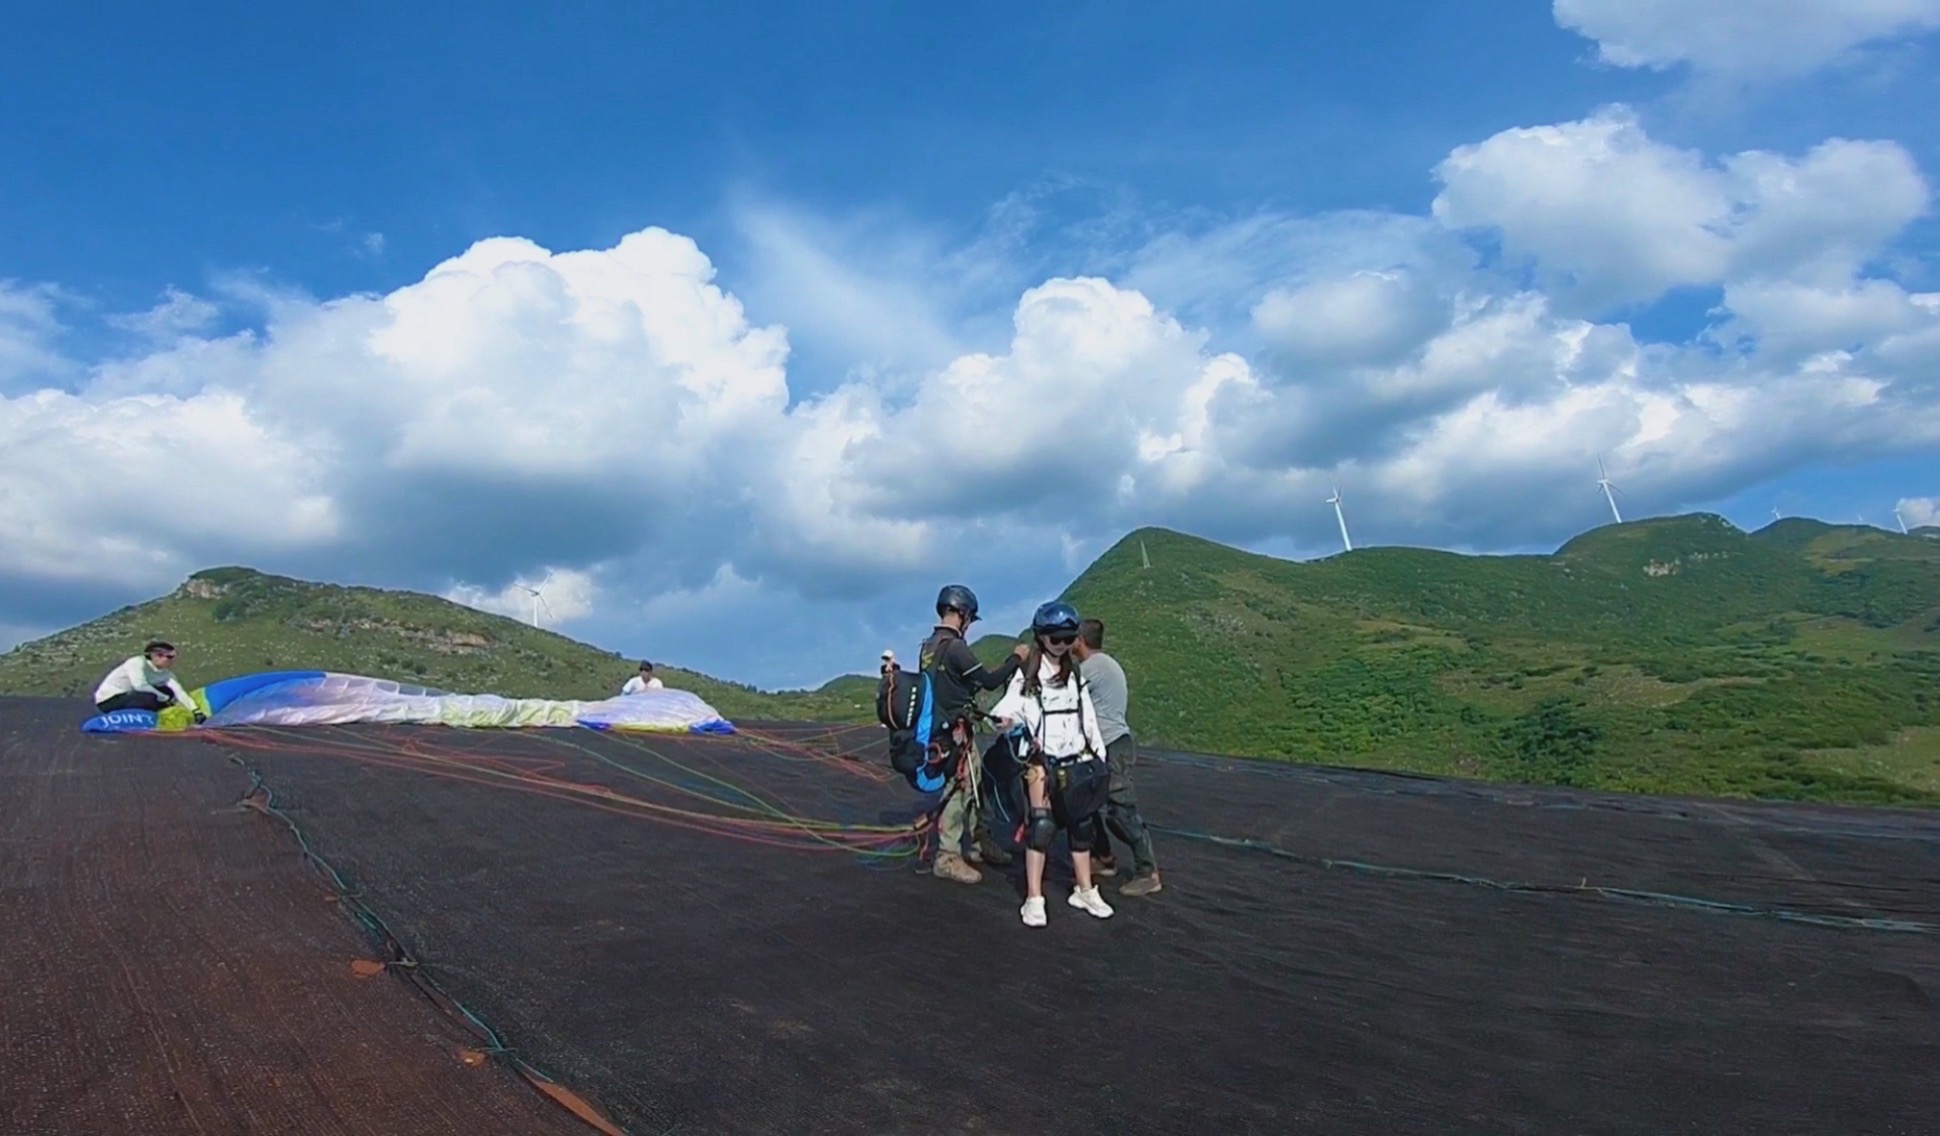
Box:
[80,670,735,735]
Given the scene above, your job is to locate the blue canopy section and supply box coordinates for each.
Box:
[80,709,158,734]
[198,670,330,714]
[590,719,735,735]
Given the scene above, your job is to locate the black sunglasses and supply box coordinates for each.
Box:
[1044,632,1077,646]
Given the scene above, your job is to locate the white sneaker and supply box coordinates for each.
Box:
[1067,885,1114,919]
[1021,896,1047,927]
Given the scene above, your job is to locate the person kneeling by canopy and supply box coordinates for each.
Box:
[94,641,205,724]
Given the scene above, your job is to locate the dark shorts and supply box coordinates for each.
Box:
[96,691,174,714]
[1044,753,1108,827]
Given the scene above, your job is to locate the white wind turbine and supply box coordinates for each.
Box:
[516,571,556,628]
[1326,485,1353,553]
[1595,456,1623,524]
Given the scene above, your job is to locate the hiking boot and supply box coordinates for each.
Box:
[1067,885,1114,919]
[1120,871,1163,897]
[1020,896,1047,928]
[973,833,1012,867]
[932,852,982,884]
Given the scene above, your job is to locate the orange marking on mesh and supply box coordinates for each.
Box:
[349,959,386,978]
[522,1073,631,1136]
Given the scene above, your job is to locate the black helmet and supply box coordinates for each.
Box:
[936,584,980,622]
[1031,600,1080,635]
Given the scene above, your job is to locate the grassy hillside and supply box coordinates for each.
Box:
[10,516,1940,807]
[1014,515,1940,806]
[0,567,876,722]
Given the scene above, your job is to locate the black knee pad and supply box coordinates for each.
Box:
[1026,807,1058,852]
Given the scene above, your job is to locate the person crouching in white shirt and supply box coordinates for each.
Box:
[990,601,1114,928]
[621,661,664,695]
[94,641,205,723]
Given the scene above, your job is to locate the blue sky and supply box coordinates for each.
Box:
[3,1,1939,689]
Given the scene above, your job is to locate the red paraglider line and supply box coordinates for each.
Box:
[182,724,927,856]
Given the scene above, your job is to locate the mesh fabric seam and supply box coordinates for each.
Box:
[220,751,638,1136]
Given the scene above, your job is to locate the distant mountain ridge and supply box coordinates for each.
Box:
[0,566,876,721]
[972,514,1940,805]
[6,514,1939,806]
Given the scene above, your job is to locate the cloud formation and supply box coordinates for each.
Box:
[1899,497,1940,528]
[105,287,222,342]
[1554,0,1940,80]
[0,282,75,392]
[1432,107,1929,313]
[445,568,598,627]
[2,106,1936,685]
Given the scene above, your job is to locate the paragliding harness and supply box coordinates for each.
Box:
[1007,663,1110,844]
[876,657,963,795]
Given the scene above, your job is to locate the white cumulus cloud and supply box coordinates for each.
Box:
[446,568,598,626]
[802,276,1261,533]
[1432,106,1929,313]
[1898,497,1940,528]
[1252,269,1449,369]
[1555,0,1940,80]
[0,388,340,586]
[0,227,807,620]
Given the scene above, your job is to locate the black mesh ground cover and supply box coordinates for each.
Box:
[8,697,1940,1134]
[0,697,590,1136]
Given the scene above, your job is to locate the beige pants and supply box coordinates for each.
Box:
[935,731,986,855]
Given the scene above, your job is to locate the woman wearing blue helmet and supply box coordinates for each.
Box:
[990,599,1114,927]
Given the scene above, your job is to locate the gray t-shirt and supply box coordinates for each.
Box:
[1081,651,1131,746]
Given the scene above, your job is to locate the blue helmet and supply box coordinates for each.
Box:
[1031,601,1081,636]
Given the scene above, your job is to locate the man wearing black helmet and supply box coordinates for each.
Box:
[921,584,1029,884]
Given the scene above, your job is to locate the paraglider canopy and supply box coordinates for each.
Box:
[79,670,735,735]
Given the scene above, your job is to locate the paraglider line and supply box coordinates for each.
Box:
[1151,824,1939,935]
[192,726,927,858]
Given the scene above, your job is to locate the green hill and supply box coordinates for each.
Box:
[9,515,1940,807]
[999,515,1940,806]
[0,566,876,721]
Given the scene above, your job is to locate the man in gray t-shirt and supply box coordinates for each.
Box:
[1074,619,1161,894]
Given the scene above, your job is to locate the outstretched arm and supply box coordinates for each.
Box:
[989,670,1027,728]
[945,639,1022,692]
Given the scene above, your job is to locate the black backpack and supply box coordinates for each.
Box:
[876,662,948,792]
